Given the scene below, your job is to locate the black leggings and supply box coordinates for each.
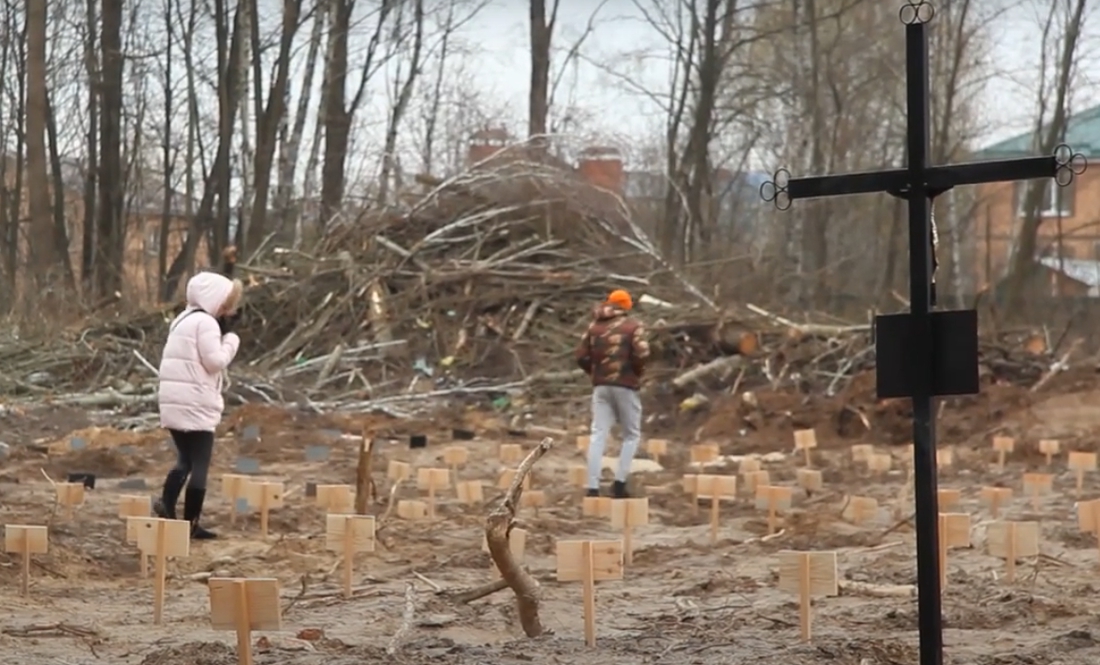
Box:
[169,429,215,491]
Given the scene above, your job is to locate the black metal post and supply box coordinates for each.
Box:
[904,21,943,665]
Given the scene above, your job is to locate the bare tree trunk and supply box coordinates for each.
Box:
[527,0,558,148]
[26,0,58,299]
[320,0,352,227]
[45,93,76,291]
[95,0,124,298]
[158,0,173,293]
[82,0,99,292]
[378,0,424,204]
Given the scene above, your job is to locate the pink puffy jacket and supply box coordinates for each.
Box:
[158,272,241,432]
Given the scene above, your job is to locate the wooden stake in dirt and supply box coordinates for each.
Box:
[582,495,612,518]
[793,429,817,467]
[850,444,873,464]
[755,485,793,535]
[569,466,587,487]
[416,468,450,519]
[485,437,554,638]
[992,436,1014,471]
[483,528,527,574]
[315,484,354,513]
[456,480,484,504]
[54,482,85,519]
[796,469,823,494]
[987,521,1039,584]
[777,550,838,642]
[221,474,249,525]
[1038,439,1060,466]
[129,517,190,624]
[500,444,524,464]
[354,435,376,514]
[867,453,892,476]
[118,495,152,576]
[980,486,1012,519]
[576,435,590,453]
[937,488,961,511]
[937,513,970,591]
[1076,498,1100,564]
[397,500,429,521]
[682,474,700,514]
[690,443,719,465]
[744,469,770,496]
[387,460,411,483]
[841,496,879,525]
[645,439,667,465]
[208,577,281,665]
[555,539,624,647]
[739,457,762,474]
[610,498,649,565]
[325,514,375,598]
[1068,452,1097,497]
[443,445,469,477]
[936,448,954,470]
[1022,473,1053,510]
[243,481,285,537]
[4,525,47,596]
[697,475,737,544]
[521,490,547,515]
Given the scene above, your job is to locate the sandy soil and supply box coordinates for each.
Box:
[2,403,1100,665]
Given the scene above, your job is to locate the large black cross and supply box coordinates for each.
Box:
[760,2,1085,664]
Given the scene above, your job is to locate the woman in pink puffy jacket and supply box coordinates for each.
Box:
[153,271,242,539]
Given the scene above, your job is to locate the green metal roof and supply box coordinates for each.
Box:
[973,103,1100,159]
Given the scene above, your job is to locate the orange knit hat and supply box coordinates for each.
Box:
[606,289,633,310]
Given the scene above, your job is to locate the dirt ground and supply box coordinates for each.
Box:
[2,401,1100,665]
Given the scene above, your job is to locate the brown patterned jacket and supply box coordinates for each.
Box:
[574,305,651,390]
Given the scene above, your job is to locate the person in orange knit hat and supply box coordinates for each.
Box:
[574,289,650,498]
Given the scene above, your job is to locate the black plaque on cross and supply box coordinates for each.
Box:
[759,2,1086,664]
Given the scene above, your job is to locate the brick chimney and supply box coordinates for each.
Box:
[467,127,509,166]
[577,146,624,193]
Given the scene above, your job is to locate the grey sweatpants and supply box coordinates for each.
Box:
[586,385,643,489]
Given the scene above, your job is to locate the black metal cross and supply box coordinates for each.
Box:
[759,2,1085,664]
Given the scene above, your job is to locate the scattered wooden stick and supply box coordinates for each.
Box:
[484,436,553,638]
[355,433,376,514]
[386,581,417,655]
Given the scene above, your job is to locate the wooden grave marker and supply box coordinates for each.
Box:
[325,514,375,598]
[980,486,1012,519]
[119,495,152,576]
[397,500,429,521]
[937,488,961,510]
[1068,452,1097,497]
[850,444,873,464]
[682,474,701,514]
[576,434,590,453]
[483,527,527,574]
[442,445,469,476]
[697,475,737,544]
[842,496,879,525]
[992,436,1014,471]
[556,539,624,647]
[208,578,281,665]
[690,442,719,465]
[646,439,667,464]
[569,466,588,487]
[416,468,450,519]
[609,498,649,565]
[755,485,793,535]
[387,460,411,483]
[315,484,354,513]
[868,453,892,475]
[1022,473,1053,510]
[129,517,190,624]
[498,468,531,491]
[456,480,484,504]
[4,525,47,596]
[796,469,823,494]
[582,495,612,518]
[1038,439,1060,466]
[937,447,954,470]
[521,489,548,515]
[221,474,250,524]
[744,469,770,495]
[793,429,817,466]
[500,444,524,464]
[1077,498,1100,564]
[987,520,1039,584]
[243,481,285,537]
[739,457,761,474]
[55,482,85,519]
[938,513,971,590]
[777,550,838,642]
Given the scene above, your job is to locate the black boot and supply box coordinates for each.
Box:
[183,487,217,540]
[585,488,600,497]
[612,480,629,499]
[155,469,187,519]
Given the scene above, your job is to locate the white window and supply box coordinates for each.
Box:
[1016,179,1074,218]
